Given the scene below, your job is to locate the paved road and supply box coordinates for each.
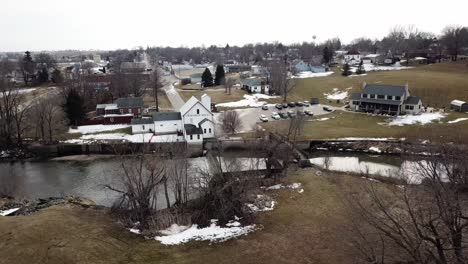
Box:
[214,104,334,134]
[163,76,185,111]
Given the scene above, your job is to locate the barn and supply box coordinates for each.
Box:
[450,100,468,112]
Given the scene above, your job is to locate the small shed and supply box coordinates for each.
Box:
[450,100,468,112]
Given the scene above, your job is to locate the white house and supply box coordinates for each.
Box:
[131,94,215,144]
[240,78,270,94]
[344,50,362,65]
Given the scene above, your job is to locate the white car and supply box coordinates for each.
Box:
[271,112,281,120]
[259,114,268,122]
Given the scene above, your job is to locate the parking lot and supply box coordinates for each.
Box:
[214,103,334,133]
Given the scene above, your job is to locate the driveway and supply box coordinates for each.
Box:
[214,104,333,135]
[163,76,185,111]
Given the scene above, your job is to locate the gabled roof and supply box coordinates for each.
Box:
[96,103,116,109]
[116,97,144,108]
[347,50,360,55]
[131,118,154,125]
[179,95,212,116]
[184,124,203,135]
[153,112,182,121]
[363,84,406,97]
[241,78,265,87]
[404,96,421,105]
[199,118,214,126]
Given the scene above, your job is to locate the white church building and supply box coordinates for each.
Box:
[130,94,215,144]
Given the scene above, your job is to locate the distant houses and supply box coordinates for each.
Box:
[344,50,362,65]
[95,97,144,124]
[292,60,328,73]
[350,82,423,115]
[131,94,215,144]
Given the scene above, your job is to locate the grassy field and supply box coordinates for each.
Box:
[144,93,173,111]
[289,62,468,107]
[262,111,468,144]
[179,87,246,104]
[0,168,364,264]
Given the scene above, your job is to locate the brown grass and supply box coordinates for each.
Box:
[0,168,365,264]
[290,62,468,107]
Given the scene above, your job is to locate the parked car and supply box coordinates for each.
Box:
[271,112,281,120]
[259,114,268,122]
[303,101,310,107]
[279,112,288,119]
[323,106,333,112]
[295,102,304,107]
[275,104,283,110]
[262,105,269,110]
[282,103,288,108]
[304,110,314,116]
[297,110,306,116]
[288,102,296,107]
[287,110,296,118]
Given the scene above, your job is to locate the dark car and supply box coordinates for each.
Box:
[282,103,288,108]
[279,112,288,119]
[288,102,296,107]
[275,104,283,110]
[323,106,333,112]
[295,102,304,107]
[262,105,269,110]
[304,110,314,116]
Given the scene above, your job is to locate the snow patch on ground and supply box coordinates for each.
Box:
[216,94,277,108]
[291,71,334,79]
[387,113,446,126]
[129,228,141,235]
[448,118,468,124]
[0,208,20,216]
[369,146,382,153]
[265,182,303,192]
[155,220,256,245]
[68,124,130,134]
[64,133,183,144]
[335,137,391,141]
[351,64,413,73]
[324,88,348,100]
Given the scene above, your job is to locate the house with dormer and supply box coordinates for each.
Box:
[350,82,423,115]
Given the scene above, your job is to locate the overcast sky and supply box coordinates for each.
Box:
[2,0,468,52]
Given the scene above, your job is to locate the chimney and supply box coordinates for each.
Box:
[201,94,211,111]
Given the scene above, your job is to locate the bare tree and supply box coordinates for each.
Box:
[30,95,66,143]
[224,77,235,95]
[266,60,295,101]
[219,110,242,135]
[441,26,468,61]
[0,78,22,146]
[345,144,468,264]
[105,151,165,230]
[149,68,165,111]
[166,144,190,208]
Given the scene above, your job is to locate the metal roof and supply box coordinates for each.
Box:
[153,112,182,121]
[404,96,421,105]
[363,84,406,97]
[451,100,467,107]
[184,124,203,135]
[116,97,144,108]
[131,118,154,125]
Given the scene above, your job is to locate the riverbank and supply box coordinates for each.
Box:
[0,167,367,264]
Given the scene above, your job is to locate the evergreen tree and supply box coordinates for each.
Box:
[323,47,331,64]
[356,60,366,75]
[51,69,64,84]
[63,88,86,126]
[342,63,351,76]
[20,51,36,85]
[201,68,213,87]
[214,65,225,86]
[37,68,49,83]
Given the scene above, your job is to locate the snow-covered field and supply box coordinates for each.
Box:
[386,113,446,126]
[216,94,277,108]
[0,88,37,98]
[155,219,256,245]
[448,117,468,124]
[291,71,334,79]
[68,124,131,134]
[351,63,413,73]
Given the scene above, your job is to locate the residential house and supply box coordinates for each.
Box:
[350,82,423,115]
[120,62,147,73]
[240,78,270,94]
[131,94,215,144]
[96,97,144,117]
[362,54,383,64]
[344,50,362,65]
[292,60,327,73]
